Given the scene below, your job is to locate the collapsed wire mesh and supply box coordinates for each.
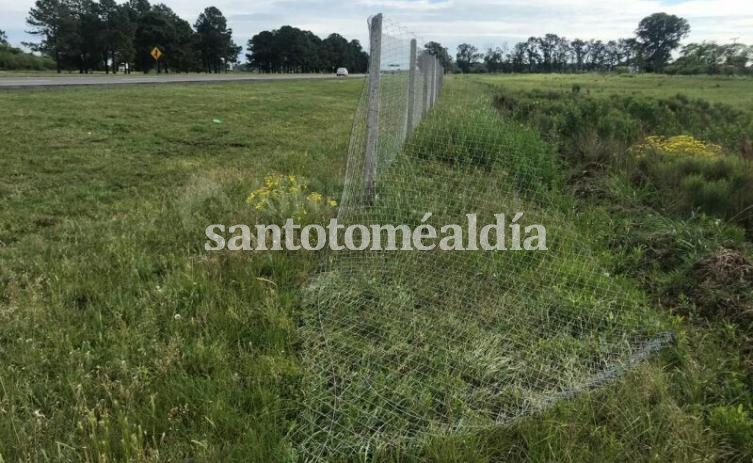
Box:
[292,14,673,461]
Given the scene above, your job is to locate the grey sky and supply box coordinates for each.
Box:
[2,0,752,55]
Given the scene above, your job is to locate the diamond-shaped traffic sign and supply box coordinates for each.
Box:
[150,47,162,61]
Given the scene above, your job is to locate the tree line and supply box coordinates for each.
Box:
[12,8,753,76]
[19,1,368,74]
[25,0,240,74]
[246,26,368,74]
[449,13,752,75]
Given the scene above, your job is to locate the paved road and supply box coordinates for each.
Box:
[0,73,362,89]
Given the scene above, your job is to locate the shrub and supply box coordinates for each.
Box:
[709,405,753,457]
[0,44,56,70]
[631,135,753,233]
[246,173,337,223]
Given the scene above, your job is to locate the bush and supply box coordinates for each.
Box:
[709,405,753,457]
[246,173,337,224]
[631,135,753,233]
[0,44,56,70]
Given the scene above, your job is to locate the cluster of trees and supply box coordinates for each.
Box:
[452,13,752,75]
[457,37,640,73]
[668,42,753,75]
[24,0,240,74]
[246,26,368,73]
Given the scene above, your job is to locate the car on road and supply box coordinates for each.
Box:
[336,67,349,77]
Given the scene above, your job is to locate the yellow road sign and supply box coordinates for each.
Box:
[150,47,162,61]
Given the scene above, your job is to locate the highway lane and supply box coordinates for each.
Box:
[0,73,362,89]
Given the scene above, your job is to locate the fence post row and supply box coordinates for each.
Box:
[364,13,382,205]
[364,18,445,203]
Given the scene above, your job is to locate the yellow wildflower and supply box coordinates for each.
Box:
[307,192,323,203]
[633,135,722,159]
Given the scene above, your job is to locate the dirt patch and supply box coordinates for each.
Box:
[684,248,753,325]
[567,162,610,199]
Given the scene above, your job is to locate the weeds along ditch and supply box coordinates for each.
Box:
[493,88,753,234]
[490,81,753,459]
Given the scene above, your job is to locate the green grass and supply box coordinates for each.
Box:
[474,73,753,110]
[0,74,752,461]
[0,79,362,461]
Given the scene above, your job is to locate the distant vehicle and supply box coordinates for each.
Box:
[336,67,349,77]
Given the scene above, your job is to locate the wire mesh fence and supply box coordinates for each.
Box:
[292,14,673,461]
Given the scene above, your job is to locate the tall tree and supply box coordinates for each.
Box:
[538,33,560,72]
[194,6,237,73]
[75,0,107,74]
[348,39,368,73]
[484,47,504,73]
[635,12,690,72]
[523,37,541,72]
[132,4,197,73]
[510,42,526,72]
[26,0,80,73]
[571,39,586,71]
[424,41,452,70]
[604,40,620,70]
[97,0,134,73]
[0,30,7,46]
[456,43,480,73]
[321,33,350,73]
[134,4,176,72]
[553,36,571,72]
[585,39,606,70]
[618,38,638,68]
[247,29,276,72]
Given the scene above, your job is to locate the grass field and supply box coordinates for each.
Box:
[0,74,752,461]
[0,79,361,461]
[475,73,753,109]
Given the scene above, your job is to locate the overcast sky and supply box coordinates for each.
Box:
[2,0,752,55]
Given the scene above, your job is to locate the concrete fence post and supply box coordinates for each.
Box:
[428,57,433,108]
[436,64,441,97]
[422,53,430,118]
[406,38,417,138]
[364,13,382,204]
[431,57,438,106]
[439,64,444,93]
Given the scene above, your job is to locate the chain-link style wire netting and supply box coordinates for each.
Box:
[292,14,673,461]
